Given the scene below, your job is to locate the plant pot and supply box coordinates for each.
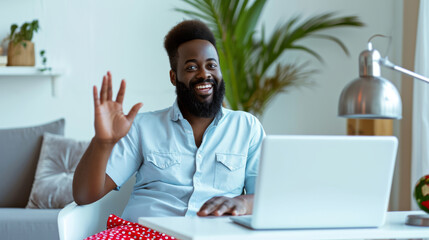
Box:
[7,40,35,66]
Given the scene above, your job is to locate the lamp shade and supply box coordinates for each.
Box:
[338,75,402,119]
[338,46,402,119]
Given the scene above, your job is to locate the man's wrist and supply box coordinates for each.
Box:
[92,137,117,149]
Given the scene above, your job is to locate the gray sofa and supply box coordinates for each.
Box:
[0,119,65,240]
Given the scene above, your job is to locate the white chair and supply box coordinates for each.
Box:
[57,177,134,240]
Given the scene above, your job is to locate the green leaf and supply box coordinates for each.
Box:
[312,34,350,56]
[10,24,18,40]
[9,19,39,43]
[235,0,265,42]
[290,45,323,62]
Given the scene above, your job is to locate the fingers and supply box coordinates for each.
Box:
[97,72,142,118]
[213,200,235,216]
[107,71,113,101]
[197,197,246,217]
[126,103,143,122]
[116,79,126,104]
[99,71,123,104]
[198,197,221,216]
[93,85,100,108]
[100,75,107,104]
[230,204,247,216]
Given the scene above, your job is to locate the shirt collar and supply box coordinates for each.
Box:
[170,99,225,126]
[170,100,183,121]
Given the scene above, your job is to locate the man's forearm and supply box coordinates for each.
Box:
[72,138,117,205]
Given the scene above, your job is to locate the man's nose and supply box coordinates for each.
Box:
[196,68,211,80]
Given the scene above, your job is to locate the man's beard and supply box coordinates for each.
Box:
[175,77,225,118]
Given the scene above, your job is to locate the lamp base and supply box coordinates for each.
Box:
[406,214,429,226]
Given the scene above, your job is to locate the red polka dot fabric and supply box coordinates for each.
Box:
[85,214,177,240]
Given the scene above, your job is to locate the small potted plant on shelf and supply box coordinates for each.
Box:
[39,49,51,72]
[7,19,39,66]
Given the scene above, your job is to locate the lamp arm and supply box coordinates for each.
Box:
[380,57,429,84]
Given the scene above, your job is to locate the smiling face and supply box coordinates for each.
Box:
[170,39,225,118]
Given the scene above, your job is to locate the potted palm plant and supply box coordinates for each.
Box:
[7,19,39,66]
[175,0,364,116]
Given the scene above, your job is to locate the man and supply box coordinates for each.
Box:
[73,20,265,234]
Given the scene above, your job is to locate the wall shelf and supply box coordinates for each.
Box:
[0,67,63,96]
[0,66,61,77]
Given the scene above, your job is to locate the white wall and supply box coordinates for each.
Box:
[0,0,403,140]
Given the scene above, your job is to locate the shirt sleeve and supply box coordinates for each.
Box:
[244,116,265,194]
[106,121,142,189]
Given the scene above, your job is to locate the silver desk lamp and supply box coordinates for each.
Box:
[338,35,429,226]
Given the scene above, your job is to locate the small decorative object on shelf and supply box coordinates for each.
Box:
[0,47,6,67]
[414,175,429,213]
[7,19,39,66]
[406,175,429,226]
[39,50,51,72]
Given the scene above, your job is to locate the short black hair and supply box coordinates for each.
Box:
[164,20,217,71]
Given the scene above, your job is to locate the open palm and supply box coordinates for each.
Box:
[93,72,143,143]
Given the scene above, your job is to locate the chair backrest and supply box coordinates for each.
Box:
[58,176,134,240]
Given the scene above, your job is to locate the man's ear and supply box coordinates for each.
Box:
[169,70,176,86]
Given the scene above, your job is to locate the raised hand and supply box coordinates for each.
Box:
[93,71,143,144]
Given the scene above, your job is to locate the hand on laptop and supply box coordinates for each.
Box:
[197,195,253,217]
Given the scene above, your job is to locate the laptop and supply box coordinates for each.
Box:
[231,135,398,230]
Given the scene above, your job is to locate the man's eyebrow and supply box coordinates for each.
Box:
[184,58,218,64]
[184,59,198,64]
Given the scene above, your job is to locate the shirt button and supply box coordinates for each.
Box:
[197,154,202,159]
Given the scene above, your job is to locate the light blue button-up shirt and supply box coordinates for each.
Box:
[106,100,265,222]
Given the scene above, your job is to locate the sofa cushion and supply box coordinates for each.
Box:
[0,119,65,207]
[0,208,60,240]
[26,133,89,209]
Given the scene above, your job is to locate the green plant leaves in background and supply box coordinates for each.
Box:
[9,19,39,45]
[177,0,364,116]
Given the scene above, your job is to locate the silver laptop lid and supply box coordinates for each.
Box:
[251,135,398,229]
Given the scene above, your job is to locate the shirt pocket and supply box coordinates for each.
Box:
[214,153,246,191]
[142,152,181,183]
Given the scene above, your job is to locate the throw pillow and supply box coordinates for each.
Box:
[26,132,89,209]
[0,118,65,207]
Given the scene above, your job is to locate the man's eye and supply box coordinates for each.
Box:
[208,63,217,69]
[186,65,197,71]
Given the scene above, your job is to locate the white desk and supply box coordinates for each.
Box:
[139,211,429,240]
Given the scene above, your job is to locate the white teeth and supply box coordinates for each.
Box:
[196,84,212,89]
